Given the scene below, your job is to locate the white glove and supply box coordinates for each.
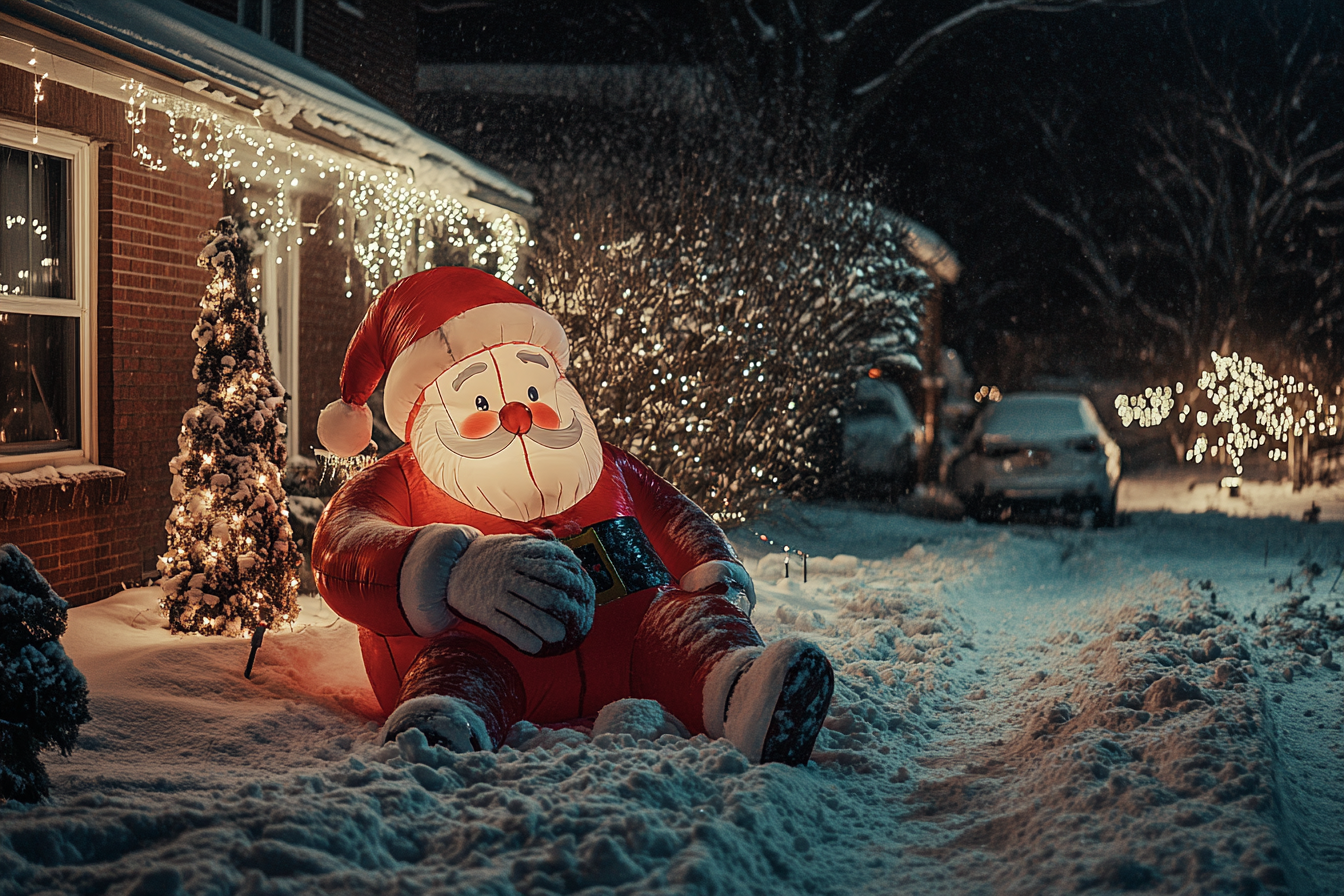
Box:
[681,560,756,615]
[447,534,596,657]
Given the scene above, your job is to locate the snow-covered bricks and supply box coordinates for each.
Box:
[0,466,125,520]
[0,465,128,612]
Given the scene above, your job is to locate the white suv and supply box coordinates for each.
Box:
[948,392,1121,525]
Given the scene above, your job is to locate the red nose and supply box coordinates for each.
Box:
[499,401,533,434]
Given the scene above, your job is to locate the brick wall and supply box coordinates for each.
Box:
[303,0,419,121]
[177,0,418,121]
[6,500,140,602]
[98,114,223,595]
[0,66,221,606]
[296,195,369,455]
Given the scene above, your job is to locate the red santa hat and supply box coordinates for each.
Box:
[317,267,569,457]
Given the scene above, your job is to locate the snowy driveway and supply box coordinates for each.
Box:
[2,502,1341,895]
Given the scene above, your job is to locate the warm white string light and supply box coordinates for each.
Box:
[28,48,47,145]
[1114,385,1174,427]
[1115,351,1340,475]
[313,448,376,483]
[118,79,527,291]
[160,223,300,636]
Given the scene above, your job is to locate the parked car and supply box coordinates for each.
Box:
[948,392,1121,525]
[837,375,921,498]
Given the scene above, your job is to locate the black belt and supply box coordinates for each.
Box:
[562,516,672,606]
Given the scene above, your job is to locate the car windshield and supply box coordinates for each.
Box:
[981,395,1094,441]
[850,398,892,417]
[851,379,918,429]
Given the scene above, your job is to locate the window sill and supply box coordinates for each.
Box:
[0,464,127,520]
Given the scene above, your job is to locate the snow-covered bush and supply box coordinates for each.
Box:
[0,544,90,803]
[158,218,300,636]
[531,162,928,518]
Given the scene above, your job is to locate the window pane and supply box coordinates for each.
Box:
[271,0,298,51]
[0,145,71,299]
[238,0,264,33]
[0,312,79,453]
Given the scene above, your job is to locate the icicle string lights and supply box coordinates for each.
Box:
[313,448,376,484]
[118,79,526,290]
[122,79,167,171]
[28,49,47,145]
[1115,351,1341,476]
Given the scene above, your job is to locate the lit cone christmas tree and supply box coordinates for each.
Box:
[158,217,300,636]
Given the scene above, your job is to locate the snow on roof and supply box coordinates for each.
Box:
[5,0,532,206]
[419,63,712,113]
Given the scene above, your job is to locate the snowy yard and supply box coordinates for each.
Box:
[3,478,1342,895]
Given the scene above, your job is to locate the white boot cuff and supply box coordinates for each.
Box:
[701,646,763,739]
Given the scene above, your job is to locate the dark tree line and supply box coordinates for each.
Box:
[417,0,1343,477]
[1026,1,1343,386]
[697,0,1164,164]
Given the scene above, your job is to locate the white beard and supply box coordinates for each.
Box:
[411,380,605,521]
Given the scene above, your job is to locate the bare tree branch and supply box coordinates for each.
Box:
[821,0,883,43]
[839,0,1164,148]
[1022,1,1342,382]
[698,0,1166,162]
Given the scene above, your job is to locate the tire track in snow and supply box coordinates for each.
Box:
[1248,589,1344,896]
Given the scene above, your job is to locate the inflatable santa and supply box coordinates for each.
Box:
[312,267,833,765]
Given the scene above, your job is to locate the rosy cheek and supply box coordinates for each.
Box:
[529,403,560,429]
[459,411,499,439]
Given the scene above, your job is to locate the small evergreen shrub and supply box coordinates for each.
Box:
[158,218,301,635]
[0,544,90,803]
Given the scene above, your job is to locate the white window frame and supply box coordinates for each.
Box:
[237,0,306,55]
[0,120,97,472]
[256,230,300,460]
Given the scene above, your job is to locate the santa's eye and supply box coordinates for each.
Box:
[475,395,490,411]
[527,386,539,401]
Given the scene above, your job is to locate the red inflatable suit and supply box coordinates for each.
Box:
[312,267,833,765]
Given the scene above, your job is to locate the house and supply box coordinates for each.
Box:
[0,0,534,606]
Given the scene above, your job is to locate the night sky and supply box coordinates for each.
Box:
[416,0,1341,390]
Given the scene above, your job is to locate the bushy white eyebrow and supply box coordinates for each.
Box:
[516,350,550,368]
[452,362,489,390]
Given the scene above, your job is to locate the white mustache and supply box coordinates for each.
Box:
[435,414,586,458]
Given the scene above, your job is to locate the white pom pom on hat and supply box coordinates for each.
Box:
[316,268,568,458]
[316,399,373,457]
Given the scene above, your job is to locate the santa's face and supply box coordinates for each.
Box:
[410,343,604,520]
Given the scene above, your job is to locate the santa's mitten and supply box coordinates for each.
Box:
[382,694,492,751]
[703,638,834,766]
[447,534,596,657]
[681,560,756,615]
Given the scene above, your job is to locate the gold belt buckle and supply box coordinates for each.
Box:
[562,527,629,606]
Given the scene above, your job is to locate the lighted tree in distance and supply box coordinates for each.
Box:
[158,218,300,636]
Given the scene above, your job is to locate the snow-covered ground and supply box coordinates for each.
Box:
[3,476,1342,895]
[1119,471,1344,523]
